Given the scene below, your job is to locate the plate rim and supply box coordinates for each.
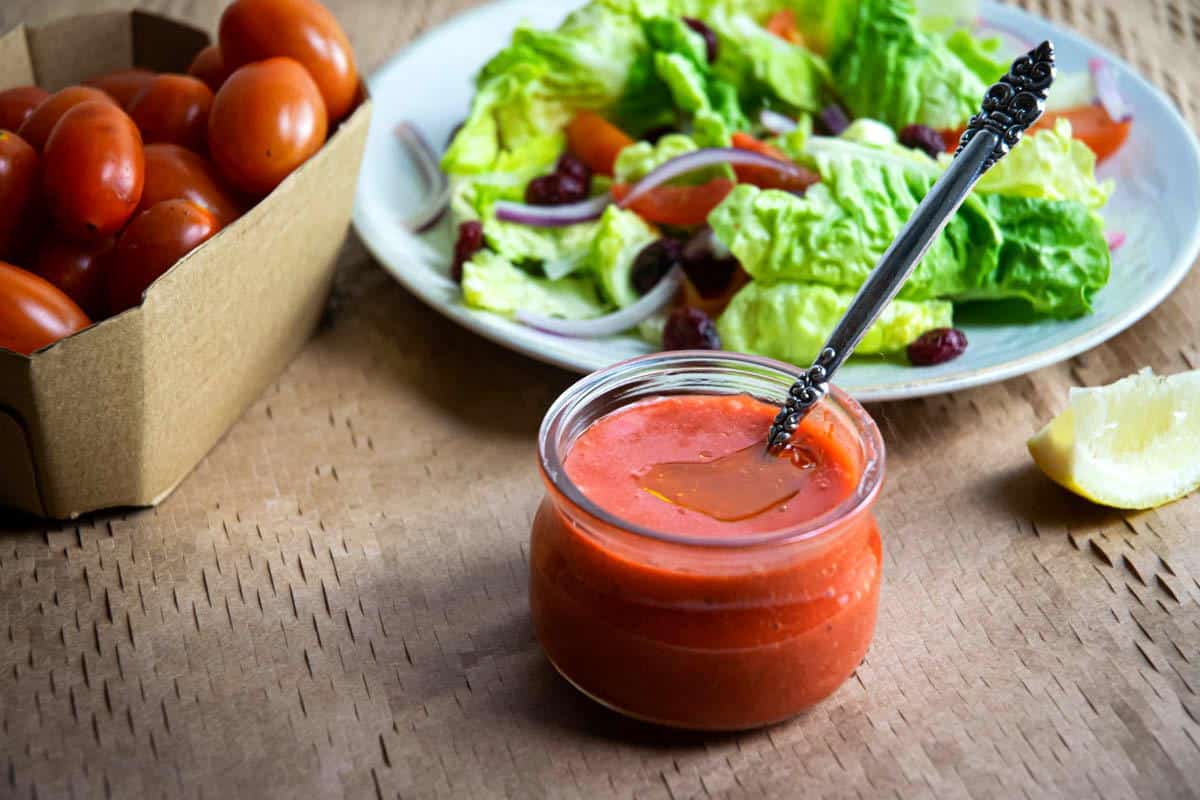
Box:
[352,0,1200,402]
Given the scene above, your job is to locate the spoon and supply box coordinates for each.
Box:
[767,40,1057,450]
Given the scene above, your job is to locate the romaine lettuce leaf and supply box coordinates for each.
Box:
[709,9,832,114]
[709,133,1112,318]
[443,2,646,173]
[718,281,953,364]
[964,119,1114,210]
[829,0,1001,129]
[462,251,609,319]
[483,218,602,280]
[588,206,660,307]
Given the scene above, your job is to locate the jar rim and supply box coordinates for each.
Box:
[537,351,886,549]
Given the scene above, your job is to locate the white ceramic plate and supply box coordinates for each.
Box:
[352,0,1200,401]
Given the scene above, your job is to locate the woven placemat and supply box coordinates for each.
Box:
[2,0,1198,797]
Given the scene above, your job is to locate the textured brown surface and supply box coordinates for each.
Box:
[2,0,1199,798]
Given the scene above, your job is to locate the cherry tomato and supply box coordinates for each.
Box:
[106,200,220,314]
[0,86,50,132]
[219,0,358,122]
[0,261,91,355]
[1037,105,1132,162]
[140,143,242,227]
[610,178,735,227]
[33,236,113,319]
[17,86,115,152]
[127,74,214,152]
[566,111,635,176]
[85,68,156,109]
[187,45,231,93]
[43,101,145,240]
[0,131,39,261]
[208,58,327,197]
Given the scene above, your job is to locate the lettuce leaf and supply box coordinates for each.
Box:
[443,2,646,173]
[718,282,953,364]
[709,133,1112,318]
[964,118,1114,210]
[462,251,609,319]
[829,0,1001,129]
[588,206,660,307]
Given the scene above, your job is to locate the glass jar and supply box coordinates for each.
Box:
[530,352,885,731]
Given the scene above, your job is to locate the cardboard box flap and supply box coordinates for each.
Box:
[24,12,134,91]
[0,24,35,88]
[132,11,209,74]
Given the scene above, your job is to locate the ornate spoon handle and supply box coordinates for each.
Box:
[767,40,1056,449]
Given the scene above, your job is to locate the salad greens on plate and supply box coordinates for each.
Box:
[433,0,1128,367]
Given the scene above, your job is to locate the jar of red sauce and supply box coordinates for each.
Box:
[530,352,885,731]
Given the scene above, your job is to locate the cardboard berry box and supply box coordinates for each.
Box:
[0,11,371,518]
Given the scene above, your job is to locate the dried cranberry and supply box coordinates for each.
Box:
[682,258,737,298]
[632,238,683,295]
[451,220,484,283]
[907,327,968,366]
[682,17,719,63]
[525,173,588,206]
[663,306,721,350]
[899,124,945,158]
[556,152,591,184]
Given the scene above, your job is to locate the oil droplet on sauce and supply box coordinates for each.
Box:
[640,440,820,521]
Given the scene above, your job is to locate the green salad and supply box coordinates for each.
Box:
[438,0,1121,366]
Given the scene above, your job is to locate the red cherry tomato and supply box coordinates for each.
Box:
[208,57,327,197]
[0,86,50,132]
[566,111,635,176]
[17,86,115,152]
[85,68,157,109]
[610,178,736,227]
[218,0,358,121]
[106,200,220,314]
[127,74,214,152]
[33,236,114,319]
[140,143,242,227]
[187,45,232,93]
[43,101,145,240]
[0,131,39,261]
[0,261,91,355]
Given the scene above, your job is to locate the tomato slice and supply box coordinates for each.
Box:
[566,111,635,176]
[730,132,818,192]
[1038,105,1131,162]
[765,10,805,45]
[938,104,1131,163]
[611,178,735,226]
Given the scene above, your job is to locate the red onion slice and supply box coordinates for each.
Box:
[516,267,683,338]
[1106,231,1126,251]
[1090,58,1132,122]
[617,148,809,209]
[493,194,611,227]
[759,108,798,135]
[396,122,451,233]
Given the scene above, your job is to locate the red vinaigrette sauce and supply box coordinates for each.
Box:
[530,354,885,730]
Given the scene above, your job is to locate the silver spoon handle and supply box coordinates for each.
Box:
[767,40,1056,449]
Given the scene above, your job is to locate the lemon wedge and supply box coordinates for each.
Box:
[1028,368,1200,509]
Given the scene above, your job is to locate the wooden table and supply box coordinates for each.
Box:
[2,0,1198,797]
